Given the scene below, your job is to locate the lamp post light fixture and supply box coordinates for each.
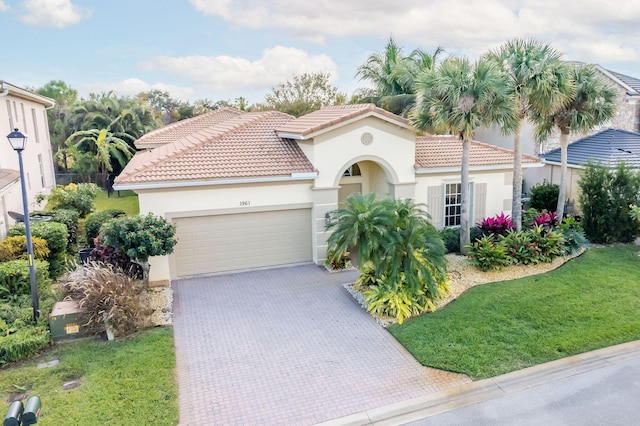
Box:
[7,128,39,323]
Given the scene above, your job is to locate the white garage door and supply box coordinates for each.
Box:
[173,208,312,277]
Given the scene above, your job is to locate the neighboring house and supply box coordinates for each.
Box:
[0,81,56,240]
[540,128,640,214]
[115,104,541,284]
[475,65,640,194]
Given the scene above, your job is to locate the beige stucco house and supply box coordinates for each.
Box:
[115,104,541,284]
[0,81,56,239]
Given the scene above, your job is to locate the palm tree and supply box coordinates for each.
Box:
[411,57,516,253]
[65,115,135,185]
[356,37,443,116]
[325,192,394,266]
[486,39,573,229]
[531,64,616,218]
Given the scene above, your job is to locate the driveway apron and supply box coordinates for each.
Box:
[172,264,470,425]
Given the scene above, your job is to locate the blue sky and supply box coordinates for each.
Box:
[1,0,639,104]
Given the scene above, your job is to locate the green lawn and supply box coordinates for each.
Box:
[93,189,139,216]
[389,245,640,379]
[0,328,177,425]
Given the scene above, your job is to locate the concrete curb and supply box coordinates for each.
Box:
[316,340,640,426]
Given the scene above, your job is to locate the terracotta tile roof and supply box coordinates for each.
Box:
[135,107,245,149]
[116,111,316,185]
[0,168,19,192]
[415,135,541,170]
[275,104,409,139]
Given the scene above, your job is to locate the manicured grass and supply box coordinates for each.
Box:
[0,328,177,425]
[93,189,139,216]
[389,245,640,379]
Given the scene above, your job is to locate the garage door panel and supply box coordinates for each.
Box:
[174,209,312,277]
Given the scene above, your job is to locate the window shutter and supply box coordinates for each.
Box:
[474,182,487,224]
[427,185,443,229]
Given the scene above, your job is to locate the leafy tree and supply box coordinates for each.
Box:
[260,72,346,117]
[531,64,616,218]
[100,213,177,283]
[486,39,573,229]
[36,80,79,171]
[356,37,443,116]
[411,57,516,253]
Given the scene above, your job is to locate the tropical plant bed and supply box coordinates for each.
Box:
[388,245,640,379]
[346,250,583,327]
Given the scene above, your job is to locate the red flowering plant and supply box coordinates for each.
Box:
[477,212,514,238]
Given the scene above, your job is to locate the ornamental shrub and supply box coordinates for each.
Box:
[529,181,559,212]
[440,227,460,253]
[31,209,80,251]
[0,259,51,299]
[579,162,640,243]
[0,236,49,262]
[467,235,510,271]
[45,182,99,217]
[0,325,51,366]
[85,209,125,247]
[60,263,151,337]
[100,213,177,263]
[477,212,514,237]
[9,221,68,278]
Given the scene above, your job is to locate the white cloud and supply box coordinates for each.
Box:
[19,0,88,28]
[189,0,640,65]
[0,1,9,12]
[137,46,339,94]
[80,78,196,102]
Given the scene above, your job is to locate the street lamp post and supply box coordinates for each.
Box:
[7,128,39,323]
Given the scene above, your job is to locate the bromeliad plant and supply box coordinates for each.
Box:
[477,212,514,237]
[326,194,447,323]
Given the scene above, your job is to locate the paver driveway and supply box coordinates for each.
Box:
[172,264,470,425]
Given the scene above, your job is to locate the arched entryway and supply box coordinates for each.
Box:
[335,157,398,206]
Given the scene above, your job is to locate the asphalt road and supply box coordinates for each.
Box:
[409,354,640,426]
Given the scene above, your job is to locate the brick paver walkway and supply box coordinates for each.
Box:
[172,264,471,425]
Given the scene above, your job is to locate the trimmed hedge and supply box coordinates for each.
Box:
[0,236,49,262]
[0,260,51,299]
[0,324,50,366]
[31,209,80,251]
[9,221,68,278]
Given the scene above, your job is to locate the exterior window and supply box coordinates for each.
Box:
[38,154,45,188]
[6,100,12,128]
[343,163,362,176]
[444,183,462,227]
[32,109,40,143]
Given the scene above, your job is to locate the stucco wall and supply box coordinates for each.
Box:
[310,117,416,188]
[0,94,55,239]
[415,169,513,228]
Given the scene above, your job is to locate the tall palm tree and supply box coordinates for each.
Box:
[411,57,516,253]
[531,64,616,218]
[356,37,443,116]
[486,39,573,229]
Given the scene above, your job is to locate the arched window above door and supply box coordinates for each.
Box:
[343,163,362,177]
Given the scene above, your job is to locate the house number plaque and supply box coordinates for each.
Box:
[240,201,251,206]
